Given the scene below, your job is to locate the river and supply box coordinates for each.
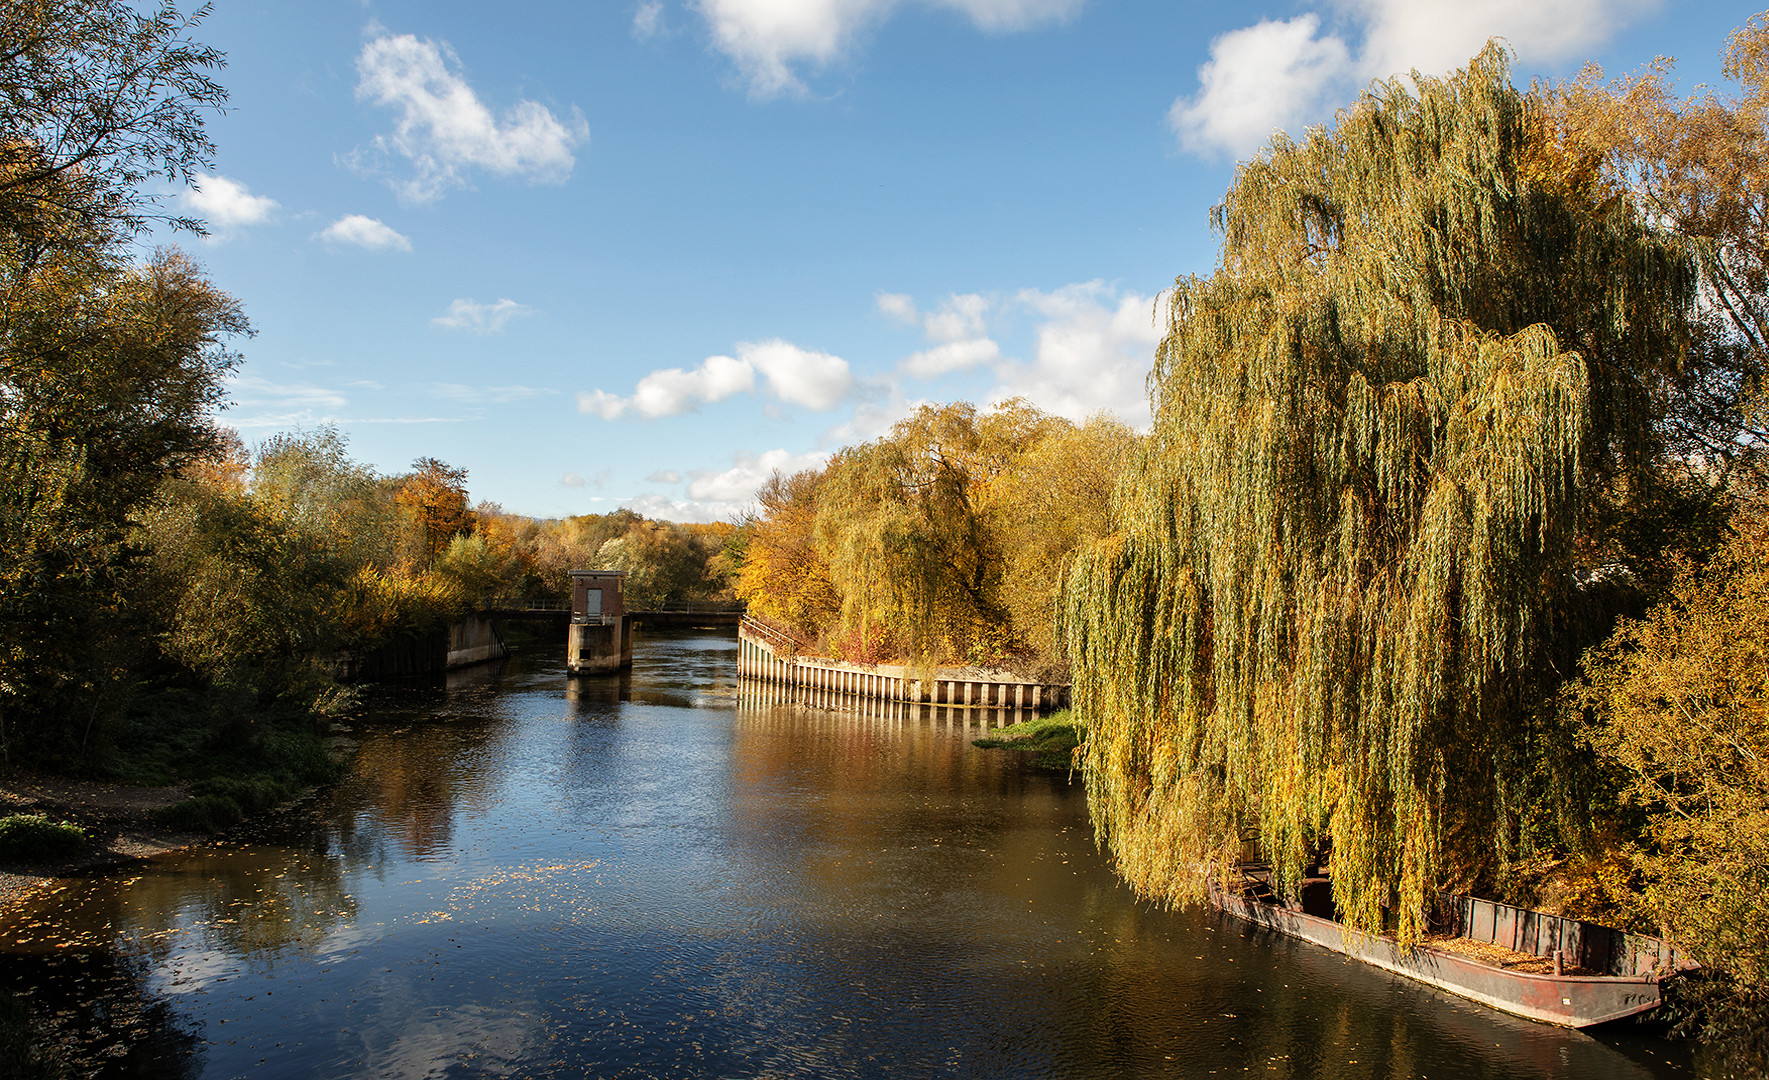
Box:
[0,629,1697,1078]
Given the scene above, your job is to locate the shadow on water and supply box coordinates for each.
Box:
[0,950,203,1078]
[0,627,1706,1078]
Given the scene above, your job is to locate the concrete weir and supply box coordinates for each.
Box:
[738,616,1069,713]
[447,615,507,668]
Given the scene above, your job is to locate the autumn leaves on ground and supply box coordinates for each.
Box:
[3,1,1769,1074]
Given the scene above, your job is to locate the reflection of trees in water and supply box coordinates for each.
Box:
[332,712,517,864]
[350,734,457,860]
[130,849,361,962]
[0,951,202,1079]
[0,845,363,966]
[717,703,1669,1079]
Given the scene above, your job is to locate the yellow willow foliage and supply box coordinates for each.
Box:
[336,564,464,645]
[1061,45,1695,944]
[815,400,1065,665]
[733,468,841,644]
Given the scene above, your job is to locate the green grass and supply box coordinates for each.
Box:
[973,709,1083,770]
[0,814,88,862]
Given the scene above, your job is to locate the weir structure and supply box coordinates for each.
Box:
[738,615,1070,713]
[567,569,634,674]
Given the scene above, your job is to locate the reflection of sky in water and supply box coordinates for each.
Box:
[0,631,1701,1079]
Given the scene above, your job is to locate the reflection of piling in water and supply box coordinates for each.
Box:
[737,616,1069,722]
[736,678,1035,731]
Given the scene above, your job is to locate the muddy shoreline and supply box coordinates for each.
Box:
[0,773,204,912]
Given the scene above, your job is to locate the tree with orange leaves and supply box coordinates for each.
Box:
[394,457,474,565]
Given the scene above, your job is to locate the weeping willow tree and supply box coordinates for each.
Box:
[1062,45,1696,943]
[814,400,1062,664]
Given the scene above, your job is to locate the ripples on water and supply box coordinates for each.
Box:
[0,630,1698,1078]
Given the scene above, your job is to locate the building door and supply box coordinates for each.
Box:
[584,589,603,616]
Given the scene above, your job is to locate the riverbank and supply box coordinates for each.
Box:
[0,773,202,910]
[0,723,363,913]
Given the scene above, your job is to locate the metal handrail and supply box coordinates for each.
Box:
[740,612,805,651]
[482,597,571,612]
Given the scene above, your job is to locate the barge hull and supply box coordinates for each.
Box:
[1214,890,1662,1028]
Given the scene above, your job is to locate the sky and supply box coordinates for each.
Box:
[162,0,1750,521]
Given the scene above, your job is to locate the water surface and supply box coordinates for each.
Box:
[0,630,1695,1078]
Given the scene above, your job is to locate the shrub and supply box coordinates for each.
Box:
[0,814,88,862]
[154,794,244,833]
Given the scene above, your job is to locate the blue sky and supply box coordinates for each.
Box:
[166,0,1747,520]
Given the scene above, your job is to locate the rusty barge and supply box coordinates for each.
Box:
[1214,871,1688,1028]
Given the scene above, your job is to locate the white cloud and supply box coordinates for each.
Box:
[561,469,612,489]
[226,374,349,411]
[580,339,853,419]
[623,447,829,521]
[923,292,990,343]
[1169,16,1353,160]
[696,0,1081,98]
[1169,0,1656,160]
[903,337,1001,378]
[875,291,918,324]
[1346,0,1654,81]
[316,214,412,252]
[354,32,588,203]
[185,174,278,232]
[688,447,830,502]
[994,282,1163,424]
[221,373,350,430]
[885,291,1002,378]
[433,298,535,334]
[743,339,854,409]
[646,469,683,483]
[428,383,550,402]
[579,353,756,419]
[821,392,924,446]
[633,0,666,39]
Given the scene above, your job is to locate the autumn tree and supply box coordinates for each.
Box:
[733,468,841,644]
[733,400,1125,672]
[0,250,245,764]
[595,518,733,609]
[251,427,417,570]
[1553,16,1769,486]
[992,415,1136,679]
[0,0,225,252]
[1552,18,1769,1066]
[815,400,1066,665]
[1062,45,1694,944]
[0,0,233,765]
[1574,501,1769,1073]
[528,510,641,594]
[394,457,474,565]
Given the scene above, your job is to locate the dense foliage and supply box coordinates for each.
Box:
[0,0,242,768]
[1574,501,1769,1069]
[734,400,1131,676]
[1553,20,1769,1067]
[1061,44,1695,945]
[0,1,734,777]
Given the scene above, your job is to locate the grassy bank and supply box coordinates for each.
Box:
[972,710,1082,771]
